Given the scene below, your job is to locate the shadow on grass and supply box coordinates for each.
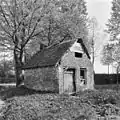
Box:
[0,85,57,100]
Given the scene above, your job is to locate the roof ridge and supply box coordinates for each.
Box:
[46,40,75,49]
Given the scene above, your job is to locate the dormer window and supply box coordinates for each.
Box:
[75,52,82,58]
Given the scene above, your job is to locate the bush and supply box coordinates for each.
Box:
[76,89,120,118]
[1,88,120,119]
[76,89,120,105]
[1,94,97,120]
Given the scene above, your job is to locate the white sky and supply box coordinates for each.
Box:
[86,0,113,73]
[86,0,112,26]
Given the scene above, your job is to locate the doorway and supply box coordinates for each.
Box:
[63,68,76,93]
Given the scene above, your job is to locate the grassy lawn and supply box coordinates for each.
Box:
[0,85,120,120]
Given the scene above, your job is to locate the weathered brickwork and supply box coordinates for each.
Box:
[24,67,59,92]
[58,50,94,93]
[24,49,94,94]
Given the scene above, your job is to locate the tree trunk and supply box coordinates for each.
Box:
[15,65,22,87]
[116,66,119,91]
[14,48,23,87]
[92,41,94,69]
[108,64,110,77]
[108,64,109,75]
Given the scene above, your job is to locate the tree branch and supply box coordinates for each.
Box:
[0,23,13,38]
[0,5,11,28]
[22,10,45,48]
[0,43,13,50]
[48,18,52,46]
[12,0,17,31]
[4,0,14,17]
[27,7,40,35]
[60,33,72,43]
[22,22,38,49]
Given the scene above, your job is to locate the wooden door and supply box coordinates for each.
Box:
[64,69,75,93]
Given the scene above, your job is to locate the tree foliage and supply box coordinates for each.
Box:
[101,44,113,66]
[105,0,120,74]
[0,0,51,86]
[88,17,108,67]
[88,17,100,66]
[0,0,88,86]
[101,43,120,84]
[106,0,120,41]
[26,0,89,55]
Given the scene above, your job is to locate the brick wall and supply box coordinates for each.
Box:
[24,50,94,93]
[24,67,59,92]
[58,50,94,93]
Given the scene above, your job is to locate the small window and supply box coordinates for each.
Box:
[80,68,87,85]
[75,52,82,58]
[80,69,85,79]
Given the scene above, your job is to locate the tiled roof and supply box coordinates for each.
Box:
[77,38,90,59]
[22,40,75,69]
[22,39,90,69]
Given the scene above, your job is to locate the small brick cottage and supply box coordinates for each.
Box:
[22,38,94,94]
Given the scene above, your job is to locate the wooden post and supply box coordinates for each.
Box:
[108,64,110,81]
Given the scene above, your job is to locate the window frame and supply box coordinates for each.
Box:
[80,68,87,85]
[75,52,83,58]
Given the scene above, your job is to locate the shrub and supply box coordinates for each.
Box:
[76,89,120,105]
[76,89,120,118]
[1,88,120,119]
[1,94,97,120]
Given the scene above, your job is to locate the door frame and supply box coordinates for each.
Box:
[63,68,76,93]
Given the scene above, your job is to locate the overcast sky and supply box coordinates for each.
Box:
[86,0,112,73]
[86,0,112,26]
